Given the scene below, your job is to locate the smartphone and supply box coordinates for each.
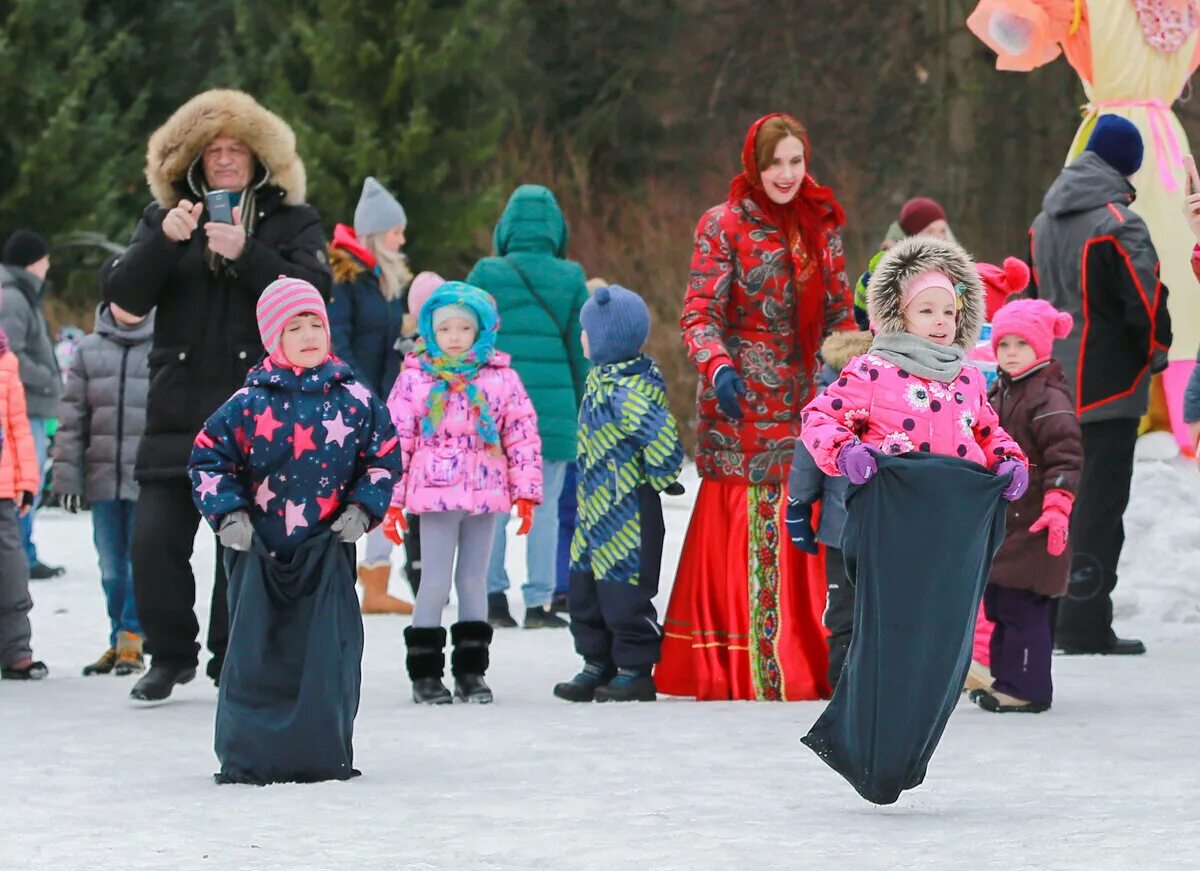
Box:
[205,189,234,224]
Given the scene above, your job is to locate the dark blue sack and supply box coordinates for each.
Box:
[215,530,363,785]
[802,452,1008,805]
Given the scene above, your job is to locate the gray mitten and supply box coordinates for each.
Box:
[218,510,254,552]
[331,504,369,543]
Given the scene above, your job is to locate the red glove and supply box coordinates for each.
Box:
[515,499,536,536]
[1028,489,1073,557]
[382,506,409,546]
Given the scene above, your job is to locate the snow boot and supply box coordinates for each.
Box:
[451,621,493,704]
[129,660,196,703]
[970,688,1049,714]
[82,647,117,676]
[1,660,48,680]
[1055,635,1146,656]
[553,658,616,702]
[550,592,569,614]
[523,605,568,629]
[964,659,993,693]
[405,625,452,705]
[594,667,656,702]
[114,631,145,676]
[487,592,518,628]
[359,563,413,615]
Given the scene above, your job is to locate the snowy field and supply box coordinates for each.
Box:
[4,449,1199,870]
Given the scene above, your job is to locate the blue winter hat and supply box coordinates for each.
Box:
[580,284,650,365]
[1086,115,1144,178]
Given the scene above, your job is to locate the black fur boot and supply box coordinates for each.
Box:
[450,621,493,704]
[404,626,451,705]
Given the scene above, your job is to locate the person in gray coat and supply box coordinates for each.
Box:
[52,301,153,677]
[1027,116,1172,656]
[0,229,63,580]
[785,329,873,690]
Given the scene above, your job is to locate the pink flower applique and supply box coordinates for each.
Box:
[881,432,915,455]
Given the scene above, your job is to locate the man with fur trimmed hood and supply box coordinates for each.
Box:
[102,89,331,703]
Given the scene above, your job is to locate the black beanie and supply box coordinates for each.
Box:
[3,229,49,267]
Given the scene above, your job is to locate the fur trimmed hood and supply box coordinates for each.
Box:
[145,89,306,208]
[820,330,874,371]
[866,236,984,351]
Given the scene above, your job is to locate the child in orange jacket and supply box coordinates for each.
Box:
[0,330,46,680]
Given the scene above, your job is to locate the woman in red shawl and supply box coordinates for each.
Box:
[657,113,854,701]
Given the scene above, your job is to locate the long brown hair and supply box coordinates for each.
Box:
[754,115,810,174]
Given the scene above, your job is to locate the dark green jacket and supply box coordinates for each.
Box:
[466,185,588,461]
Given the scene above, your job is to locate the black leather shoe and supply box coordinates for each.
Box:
[130,662,196,703]
[29,561,65,580]
[1055,636,1146,656]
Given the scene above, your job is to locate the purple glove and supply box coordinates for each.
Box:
[837,441,878,485]
[995,457,1029,502]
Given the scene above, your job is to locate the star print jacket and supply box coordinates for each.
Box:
[799,353,1025,476]
[188,356,402,558]
[387,350,543,515]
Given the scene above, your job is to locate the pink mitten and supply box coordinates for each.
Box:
[1028,489,1073,557]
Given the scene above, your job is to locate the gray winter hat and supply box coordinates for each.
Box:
[354,176,407,237]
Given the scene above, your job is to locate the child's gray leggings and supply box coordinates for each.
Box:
[0,500,33,665]
[412,510,498,629]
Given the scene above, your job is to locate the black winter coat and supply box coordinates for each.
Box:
[102,186,330,481]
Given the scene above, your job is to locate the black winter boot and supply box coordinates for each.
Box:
[553,658,616,702]
[487,592,518,628]
[450,621,493,704]
[129,660,195,703]
[404,626,452,705]
[594,667,656,702]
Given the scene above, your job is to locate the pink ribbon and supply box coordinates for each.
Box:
[1089,99,1184,192]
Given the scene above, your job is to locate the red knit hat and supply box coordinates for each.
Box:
[898,197,947,235]
[991,298,1073,364]
[977,257,1030,321]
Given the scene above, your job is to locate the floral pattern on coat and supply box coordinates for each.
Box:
[386,350,543,514]
[800,353,1027,476]
[681,197,854,485]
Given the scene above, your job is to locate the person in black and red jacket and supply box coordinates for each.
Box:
[1027,114,1172,656]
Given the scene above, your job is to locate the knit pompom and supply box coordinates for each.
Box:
[1001,257,1030,294]
[594,286,612,306]
[1053,311,1074,339]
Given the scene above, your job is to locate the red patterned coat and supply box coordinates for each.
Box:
[681,197,854,484]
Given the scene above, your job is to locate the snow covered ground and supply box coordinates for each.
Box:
[4,455,1199,870]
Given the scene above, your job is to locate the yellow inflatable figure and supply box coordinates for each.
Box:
[969,0,1200,446]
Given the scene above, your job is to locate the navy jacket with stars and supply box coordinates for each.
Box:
[188,356,402,559]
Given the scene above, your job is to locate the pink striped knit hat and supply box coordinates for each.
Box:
[257,275,330,367]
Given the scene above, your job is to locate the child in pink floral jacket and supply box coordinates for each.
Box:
[384,281,542,705]
[801,237,1029,496]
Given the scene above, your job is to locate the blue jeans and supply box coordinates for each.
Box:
[91,499,141,646]
[20,418,51,566]
[487,459,567,608]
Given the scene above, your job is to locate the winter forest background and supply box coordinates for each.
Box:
[5,0,1200,445]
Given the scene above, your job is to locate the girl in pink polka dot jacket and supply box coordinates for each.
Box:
[800,237,1028,496]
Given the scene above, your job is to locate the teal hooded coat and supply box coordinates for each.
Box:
[466,185,588,462]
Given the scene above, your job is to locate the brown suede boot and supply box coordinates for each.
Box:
[358,564,413,615]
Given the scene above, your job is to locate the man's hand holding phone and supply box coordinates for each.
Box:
[162,199,203,243]
[205,203,246,261]
[1183,155,1200,244]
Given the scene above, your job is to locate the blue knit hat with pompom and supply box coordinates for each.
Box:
[579,284,650,365]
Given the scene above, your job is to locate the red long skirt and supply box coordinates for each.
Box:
[656,478,831,701]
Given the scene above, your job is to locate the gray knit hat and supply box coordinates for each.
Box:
[353,176,407,237]
[580,284,650,365]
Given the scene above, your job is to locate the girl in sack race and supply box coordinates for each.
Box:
[383,281,542,705]
[797,236,1030,805]
[189,276,402,785]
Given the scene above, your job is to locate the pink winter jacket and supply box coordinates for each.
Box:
[800,352,1026,475]
[387,351,543,514]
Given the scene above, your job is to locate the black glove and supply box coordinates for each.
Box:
[713,367,746,420]
[663,481,685,496]
[785,498,818,554]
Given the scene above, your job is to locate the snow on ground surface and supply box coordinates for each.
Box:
[3,457,1199,870]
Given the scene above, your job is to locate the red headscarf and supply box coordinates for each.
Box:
[728,113,845,369]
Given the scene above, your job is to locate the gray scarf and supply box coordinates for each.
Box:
[869,332,965,383]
